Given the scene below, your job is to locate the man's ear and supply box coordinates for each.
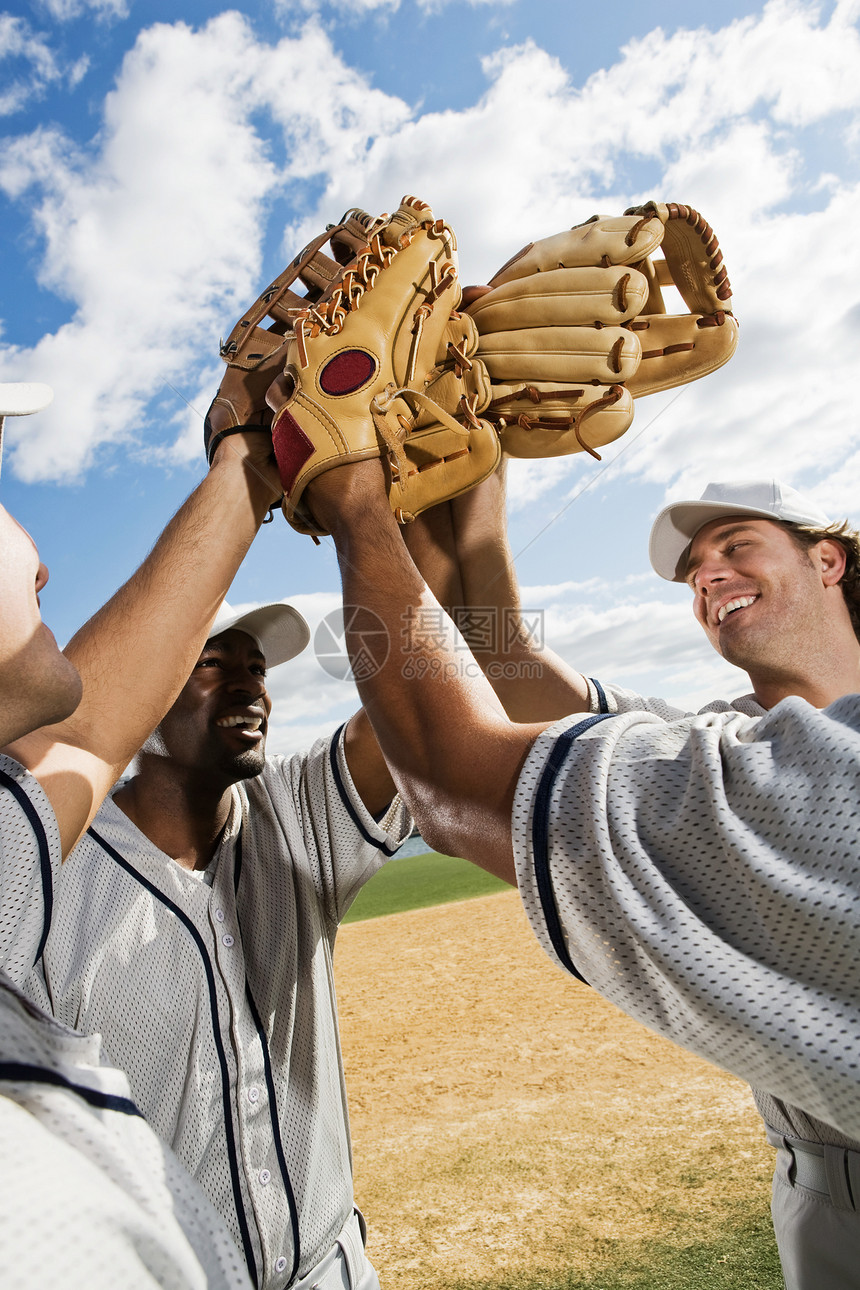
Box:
[816,538,847,587]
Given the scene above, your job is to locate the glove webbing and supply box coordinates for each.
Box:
[292,227,456,377]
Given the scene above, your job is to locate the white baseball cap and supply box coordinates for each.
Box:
[649,480,835,582]
[0,383,54,417]
[209,599,310,668]
[0,383,54,480]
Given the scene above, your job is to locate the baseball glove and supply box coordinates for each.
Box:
[461,201,738,460]
[262,195,501,537]
[204,208,384,469]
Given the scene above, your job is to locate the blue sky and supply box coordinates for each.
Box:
[3,0,860,753]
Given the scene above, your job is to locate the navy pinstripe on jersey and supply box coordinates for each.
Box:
[0,767,52,963]
[531,715,614,982]
[88,825,262,1287]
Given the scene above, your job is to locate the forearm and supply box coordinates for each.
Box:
[317,466,544,882]
[5,447,275,853]
[402,499,465,610]
[446,471,590,721]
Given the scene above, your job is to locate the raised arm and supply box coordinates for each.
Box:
[3,433,280,856]
[404,464,590,721]
[308,461,553,883]
[337,494,483,821]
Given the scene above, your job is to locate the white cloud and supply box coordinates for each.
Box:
[3,0,860,506]
[274,0,860,284]
[274,0,512,14]
[599,180,860,523]
[232,577,752,758]
[38,0,128,18]
[0,14,408,479]
[524,579,751,713]
[275,0,398,16]
[0,14,71,114]
[416,0,515,8]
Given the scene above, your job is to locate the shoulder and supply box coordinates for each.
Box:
[698,693,764,718]
[588,678,692,721]
[252,730,341,805]
[0,755,63,981]
[0,753,61,857]
[69,791,155,866]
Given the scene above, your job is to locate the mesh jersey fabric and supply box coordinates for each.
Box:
[511,684,860,1143]
[0,756,252,1289]
[583,681,860,1154]
[0,754,60,986]
[27,727,411,1290]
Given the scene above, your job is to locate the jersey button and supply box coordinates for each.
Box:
[222,934,235,947]
[275,1257,288,1274]
[215,909,225,923]
[248,1086,260,1104]
[258,1168,271,1186]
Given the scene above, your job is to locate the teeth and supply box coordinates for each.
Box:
[216,716,262,730]
[718,596,756,624]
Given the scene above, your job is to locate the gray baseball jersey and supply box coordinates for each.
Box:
[511,683,860,1142]
[26,727,410,1290]
[0,753,252,1289]
[580,680,860,1154]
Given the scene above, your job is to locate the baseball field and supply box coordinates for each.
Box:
[335,858,783,1290]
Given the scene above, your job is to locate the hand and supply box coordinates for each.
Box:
[209,426,283,511]
[207,352,285,509]
[265,369,395,531]
[460,284,492,311]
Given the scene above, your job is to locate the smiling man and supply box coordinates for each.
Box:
[663,481,860,709]
[306,464,860,1290]
[29,597,410,1290]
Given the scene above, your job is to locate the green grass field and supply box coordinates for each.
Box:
[451,1206,781,1290]
[343,850,509,922]
[342,853,783,1290]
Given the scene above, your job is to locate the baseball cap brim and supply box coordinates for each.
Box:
[650,500,783,582]
[0,383,54,417]
[209,600,310,669]
[649,480,835,582]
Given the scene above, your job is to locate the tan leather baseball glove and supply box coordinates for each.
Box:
[262,195,501,537]
[464,201,738,460]
[203,208,384,470]
[207,199,737,532]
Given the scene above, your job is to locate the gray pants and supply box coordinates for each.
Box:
[768,1128,860,1289]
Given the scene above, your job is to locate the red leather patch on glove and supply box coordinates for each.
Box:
[272,409,315,493]
[319,350,376,395]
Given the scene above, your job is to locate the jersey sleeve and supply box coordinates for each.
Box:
[0,755,62,983]
[587,676,763,722]
[512,694,860,1142]
[264,726,412,925]
[586,676,691,721]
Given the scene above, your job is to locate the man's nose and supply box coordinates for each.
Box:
[227,666,266,696]
[694,559,728,593]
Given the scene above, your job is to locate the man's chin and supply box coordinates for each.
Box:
[718,631,767,674]
[43,659,83,728]
[221,746,267,781]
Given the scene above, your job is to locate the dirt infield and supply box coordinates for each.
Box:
[334,891,776,1289]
